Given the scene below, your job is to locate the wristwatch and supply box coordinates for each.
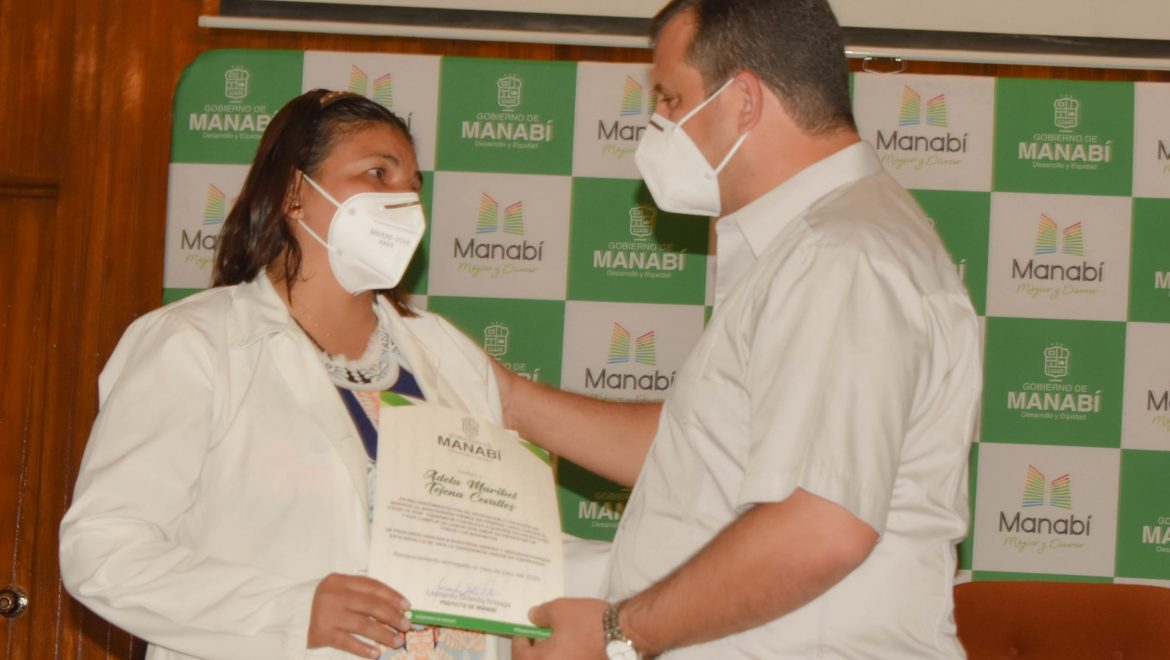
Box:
[603,601,641,660]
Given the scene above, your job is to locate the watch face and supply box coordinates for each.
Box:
[605,640,639,660]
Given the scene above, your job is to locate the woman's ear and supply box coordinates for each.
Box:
[285,171,305,219]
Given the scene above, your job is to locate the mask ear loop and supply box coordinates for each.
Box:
[713,130,750,175]
[301,172,343,208]
[676,77,738,127]
[293,172,340,255]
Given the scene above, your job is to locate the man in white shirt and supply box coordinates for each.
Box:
[503,0,981,657]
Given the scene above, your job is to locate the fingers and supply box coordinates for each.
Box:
[308,573,414,656]
[527,601,552,628]
[511,635,538,660]
[344,589,414,631]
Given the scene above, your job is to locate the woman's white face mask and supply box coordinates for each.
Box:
[634,78,750,218]
[297,174,426,294]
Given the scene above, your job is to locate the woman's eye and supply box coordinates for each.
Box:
[369,167,386,179]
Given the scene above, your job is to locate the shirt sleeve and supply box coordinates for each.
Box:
[736,240,927,534]
[59,310,324,660]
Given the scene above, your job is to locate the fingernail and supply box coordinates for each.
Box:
[368,648,380,659]
[401,599,412,610]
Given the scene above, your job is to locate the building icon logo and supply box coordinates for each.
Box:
[1054,95,1080,131]
[607,323,656,366]
[1022,465,1072,509]
[475,193,524,235]
[1035,214,1084,256]
[203,185,227,225]
[620,75,657,116]
[898,86,947,128]
[497,74,522,110]
[483,323,510,358]
[347,65,393,108]
[224,66,250,101]
[1043,343,1070,382]
[628,204,656,240]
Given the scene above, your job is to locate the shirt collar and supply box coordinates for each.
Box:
[718,141,884,258]
[228,273,296,347]
[712,142,883,308]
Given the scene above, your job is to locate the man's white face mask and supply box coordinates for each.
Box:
[634,78,750,217]
[297,173,426,294]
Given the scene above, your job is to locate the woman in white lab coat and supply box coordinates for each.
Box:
[60,90,503,660]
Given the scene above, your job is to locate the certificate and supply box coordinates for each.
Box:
[368,395,563,639]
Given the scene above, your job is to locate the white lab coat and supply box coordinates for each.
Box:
[60,275,503,660]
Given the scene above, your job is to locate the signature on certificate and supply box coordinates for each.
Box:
[433,576,500,599]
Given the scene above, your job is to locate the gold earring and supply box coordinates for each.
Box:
[289,201,303,219]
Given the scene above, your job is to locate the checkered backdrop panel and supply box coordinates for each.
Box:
[165,49,1170,587]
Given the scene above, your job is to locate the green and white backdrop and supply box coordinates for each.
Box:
[165,49,1170,588]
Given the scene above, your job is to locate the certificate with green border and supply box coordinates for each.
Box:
[368,394,562,639]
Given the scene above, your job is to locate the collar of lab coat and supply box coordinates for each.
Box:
[221,275,477,517]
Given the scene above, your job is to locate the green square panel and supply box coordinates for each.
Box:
[436,58,576,175]
[555,458,630,542]
[173,50,304,164]
[981,317,1125,447]
[993,78,1133,196]
[426,296,564,387]
[912,190,991,315]
[1128,198,1170,322]
[567,178,709,304]
[1115,449,1170,580]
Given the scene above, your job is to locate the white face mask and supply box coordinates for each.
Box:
[298,174,426,294]
[634,78,750,217]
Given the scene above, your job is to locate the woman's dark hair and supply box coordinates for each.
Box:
[651,0,855,135]
[212,89,417,316]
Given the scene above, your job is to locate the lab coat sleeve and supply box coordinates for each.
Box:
[59,309,328,660]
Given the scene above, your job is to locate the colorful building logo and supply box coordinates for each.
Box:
[619,75,657,117]
[1035,214,1084,256]
[202,185,227,225]
[346,65,393,108]
[898,86,947,128]
[997,461,1092,540]
[1008,213,1103,290]
[606,323,656,366]
[483,322,510,358]
[476,193,525,235]
[497,74,522,110]
[224,65,249,101]
[1023,464,1072,509]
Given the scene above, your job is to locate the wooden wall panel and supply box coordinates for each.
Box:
[0,0,72,181]
[1,0,1169,658]
[0,196,55,660]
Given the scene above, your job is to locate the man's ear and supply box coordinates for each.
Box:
[731,71,765,133]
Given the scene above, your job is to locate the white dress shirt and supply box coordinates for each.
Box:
[606,142,982,658]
